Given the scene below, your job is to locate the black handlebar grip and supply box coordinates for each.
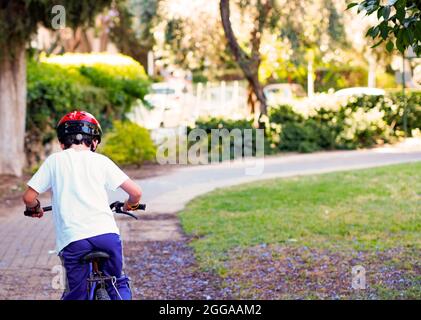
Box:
[24,206,52,216]
[24,210,35,217]
[138,204,146,211]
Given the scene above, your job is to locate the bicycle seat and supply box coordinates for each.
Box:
[81,251,110,264]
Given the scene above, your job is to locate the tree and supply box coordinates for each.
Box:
[220,0,348,121]
[0,0,112,176]
[154,0,235,81]
[220,0,276,122]
[267,0,349,90]
[109,0,158,70]
[348,0,421,56]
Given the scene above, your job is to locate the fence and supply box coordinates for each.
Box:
[192,80,249,119]
[128,81,250,130]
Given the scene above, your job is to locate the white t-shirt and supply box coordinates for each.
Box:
[27,148,129,253]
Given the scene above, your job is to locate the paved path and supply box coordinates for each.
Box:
[1,143,420,299]
[113,144,421,214]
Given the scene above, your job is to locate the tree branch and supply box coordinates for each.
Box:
[251,0,272,62]
[220,0,250,64]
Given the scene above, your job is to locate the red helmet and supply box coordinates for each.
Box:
[56,111,102,143]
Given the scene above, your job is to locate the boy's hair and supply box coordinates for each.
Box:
[60,134,98,151]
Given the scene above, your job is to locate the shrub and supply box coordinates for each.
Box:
[100,121,156,167]
[26,53,150,166]
[26,61,109,165]
[191,117,254,133]
[188,117,272,160]
[344,92,421,137]
[267,97,392,152]
[42,53,150,129]
[79,65,149,123]
[187,91,421,158]
[337,106,389,149]
[278,121,320,152]
[268,104,304,124]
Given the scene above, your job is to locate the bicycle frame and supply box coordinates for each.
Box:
[86,258,116,300]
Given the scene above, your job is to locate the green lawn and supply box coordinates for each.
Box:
[180,162,421,273]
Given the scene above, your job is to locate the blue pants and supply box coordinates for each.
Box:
[59,233,132,300]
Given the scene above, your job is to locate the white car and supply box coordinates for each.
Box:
[144,82,192,127]
[334,87,385,97]
[144,82,185,110]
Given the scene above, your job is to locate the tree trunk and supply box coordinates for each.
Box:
[220,0,268,121]
[0,44,27,176]
[247,83,257,114]
[246,72,267,116]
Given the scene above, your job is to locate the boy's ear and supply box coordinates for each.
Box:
[60,143,65,150]
[91,139,99,152]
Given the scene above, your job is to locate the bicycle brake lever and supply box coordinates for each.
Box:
[109,201,120,210]
[117,210,138,220]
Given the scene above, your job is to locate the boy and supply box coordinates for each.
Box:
[22,111,142,300]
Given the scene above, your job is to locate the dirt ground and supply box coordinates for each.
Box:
[124,240,232,300]
[222,245,421,299]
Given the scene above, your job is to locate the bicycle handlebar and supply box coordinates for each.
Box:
[25,201,146,219]
[109,201,146,220]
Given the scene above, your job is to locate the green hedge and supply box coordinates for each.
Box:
[190,92,421,157]
[345,92,421,136]
[26,54,150,166]
[188,118,273,161]
[267,92,421,153]
[100,121,156,167]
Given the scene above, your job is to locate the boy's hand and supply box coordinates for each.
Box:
[120,180,142,211]
[28,209,44,218]
[123,200,140,211]
[24,199,44,218]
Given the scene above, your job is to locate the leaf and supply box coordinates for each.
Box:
[396,34,405,52]
[346,2,358,10]
[406,28,414,44]
[386,40,394,52]
[401,29,410,46]
[395,7,405,22]
[371,39,384,48]
[383,6,391,20]
[377,6,384,19]
[366,26,380,38]
[380,23,390,39]
[414,45,421,57]
[366,26,374,37]
[414,21,421,40]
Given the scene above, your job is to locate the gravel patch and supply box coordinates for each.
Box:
[124,240,233,300]
[222,245,421,299]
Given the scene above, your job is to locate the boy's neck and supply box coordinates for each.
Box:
[70,144,90,151]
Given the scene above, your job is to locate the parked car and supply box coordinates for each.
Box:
[263,83,307,105]
[144,82,186,110]
[144,82,197,128]
[334,87,385,97]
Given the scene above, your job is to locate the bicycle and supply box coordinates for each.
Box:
[24,201,146,300]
